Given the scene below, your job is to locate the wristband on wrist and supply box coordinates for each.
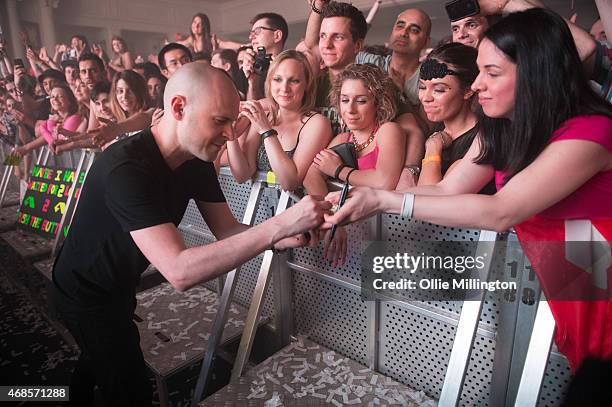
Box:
[401,193,415,218]
[260,128,278,141]
[311,0,323,14]
[334,164,347,180]
[422,155,441,166]
[345,168,356,184]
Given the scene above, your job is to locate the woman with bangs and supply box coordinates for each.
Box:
[417,42,495,193]
[310,63,405,190]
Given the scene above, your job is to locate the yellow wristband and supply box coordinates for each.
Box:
[422,155,441,165]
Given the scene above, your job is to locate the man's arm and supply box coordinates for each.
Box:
[131,195,330,291]
[480,0,597,64]
[304,0,328,50]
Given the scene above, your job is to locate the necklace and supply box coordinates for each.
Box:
[350,125,378,152]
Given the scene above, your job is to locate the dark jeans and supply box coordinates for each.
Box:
[54,289,152,407]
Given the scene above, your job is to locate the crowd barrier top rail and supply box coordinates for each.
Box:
[184,169,572,406]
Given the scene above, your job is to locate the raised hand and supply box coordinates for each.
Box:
[240,100,273,134]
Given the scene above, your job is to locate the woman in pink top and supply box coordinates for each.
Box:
[309,63,405,190]
[14,83,85,158]
[326,8,612,373]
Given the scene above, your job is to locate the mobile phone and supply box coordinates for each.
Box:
[14,58,24,68]
[445,0,480,22]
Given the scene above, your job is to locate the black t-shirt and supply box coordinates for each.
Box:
[52,129,225,308]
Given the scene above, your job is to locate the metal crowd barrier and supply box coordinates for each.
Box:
[181,168,573,407]
[0,151,573,406]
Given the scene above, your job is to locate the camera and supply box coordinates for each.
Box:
[252,47,272,76]
[445,0,480,22]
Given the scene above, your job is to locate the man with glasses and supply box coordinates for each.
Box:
[216,12,288,99]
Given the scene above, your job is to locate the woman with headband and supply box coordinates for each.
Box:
[326,8,612,371]
[417,42,495,193]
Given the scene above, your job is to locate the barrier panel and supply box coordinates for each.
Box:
[185,169,573,407]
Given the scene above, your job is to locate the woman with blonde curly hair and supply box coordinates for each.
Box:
[309,63,405,190]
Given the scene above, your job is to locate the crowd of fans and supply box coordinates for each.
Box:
[0,0,611,383]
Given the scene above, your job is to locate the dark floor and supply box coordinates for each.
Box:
[0,236,228,407]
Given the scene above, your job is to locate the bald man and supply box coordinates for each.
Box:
[52,64,330,406]
[356,8,431,106]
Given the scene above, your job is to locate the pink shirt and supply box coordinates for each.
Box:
[41,113,83,145]
[345,133,379,170]
[496,115,612,219]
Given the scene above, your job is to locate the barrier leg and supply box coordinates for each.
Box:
[190,181,264,407]
[230,190,291,380]
[513,299,555,407]
[438,230,498,406]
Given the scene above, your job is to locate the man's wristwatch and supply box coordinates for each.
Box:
[260,129,278,141]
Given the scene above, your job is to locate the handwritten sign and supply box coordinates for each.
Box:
[17,165,86,238]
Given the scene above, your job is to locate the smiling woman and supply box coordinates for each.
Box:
[417,42,495,194]
[110,70,149,123]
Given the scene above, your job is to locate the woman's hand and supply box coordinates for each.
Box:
[313,149,344,178]
[151,108,164,127]
[26,47,40,64]
[323,226,348,267]
[89,117,119,147]
[324,186,384,227]
[240,100,272,134]
[11,145,26,158]
[425,131,451,155]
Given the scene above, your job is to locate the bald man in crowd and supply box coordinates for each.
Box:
[52,63,330,406]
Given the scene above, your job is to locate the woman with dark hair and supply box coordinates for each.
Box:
[326,8,612,371]
[108,36,134,73]
[145,73,167,109]
[110,70,149,123]
[180,13,213,55]
[417,43,495,193]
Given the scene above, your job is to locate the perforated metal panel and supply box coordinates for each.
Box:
[381,214,482,318]
[177,173,572,406]
[459,335,496,406]
[538,351,571,407]
[293,271,368,366]
[378,301,454,399]
[293,220,371,283]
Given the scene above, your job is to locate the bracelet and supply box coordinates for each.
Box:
[404,165,420,176]
[421,155,441,166]
[334,164,347,180]
[345,168,356,184]
[260,128,278,141]
[401,193,415,218]
[311,0,323,14]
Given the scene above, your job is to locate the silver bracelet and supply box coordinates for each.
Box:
[400,193,415,218]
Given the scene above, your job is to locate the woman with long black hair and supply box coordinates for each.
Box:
[325,8,612,372]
